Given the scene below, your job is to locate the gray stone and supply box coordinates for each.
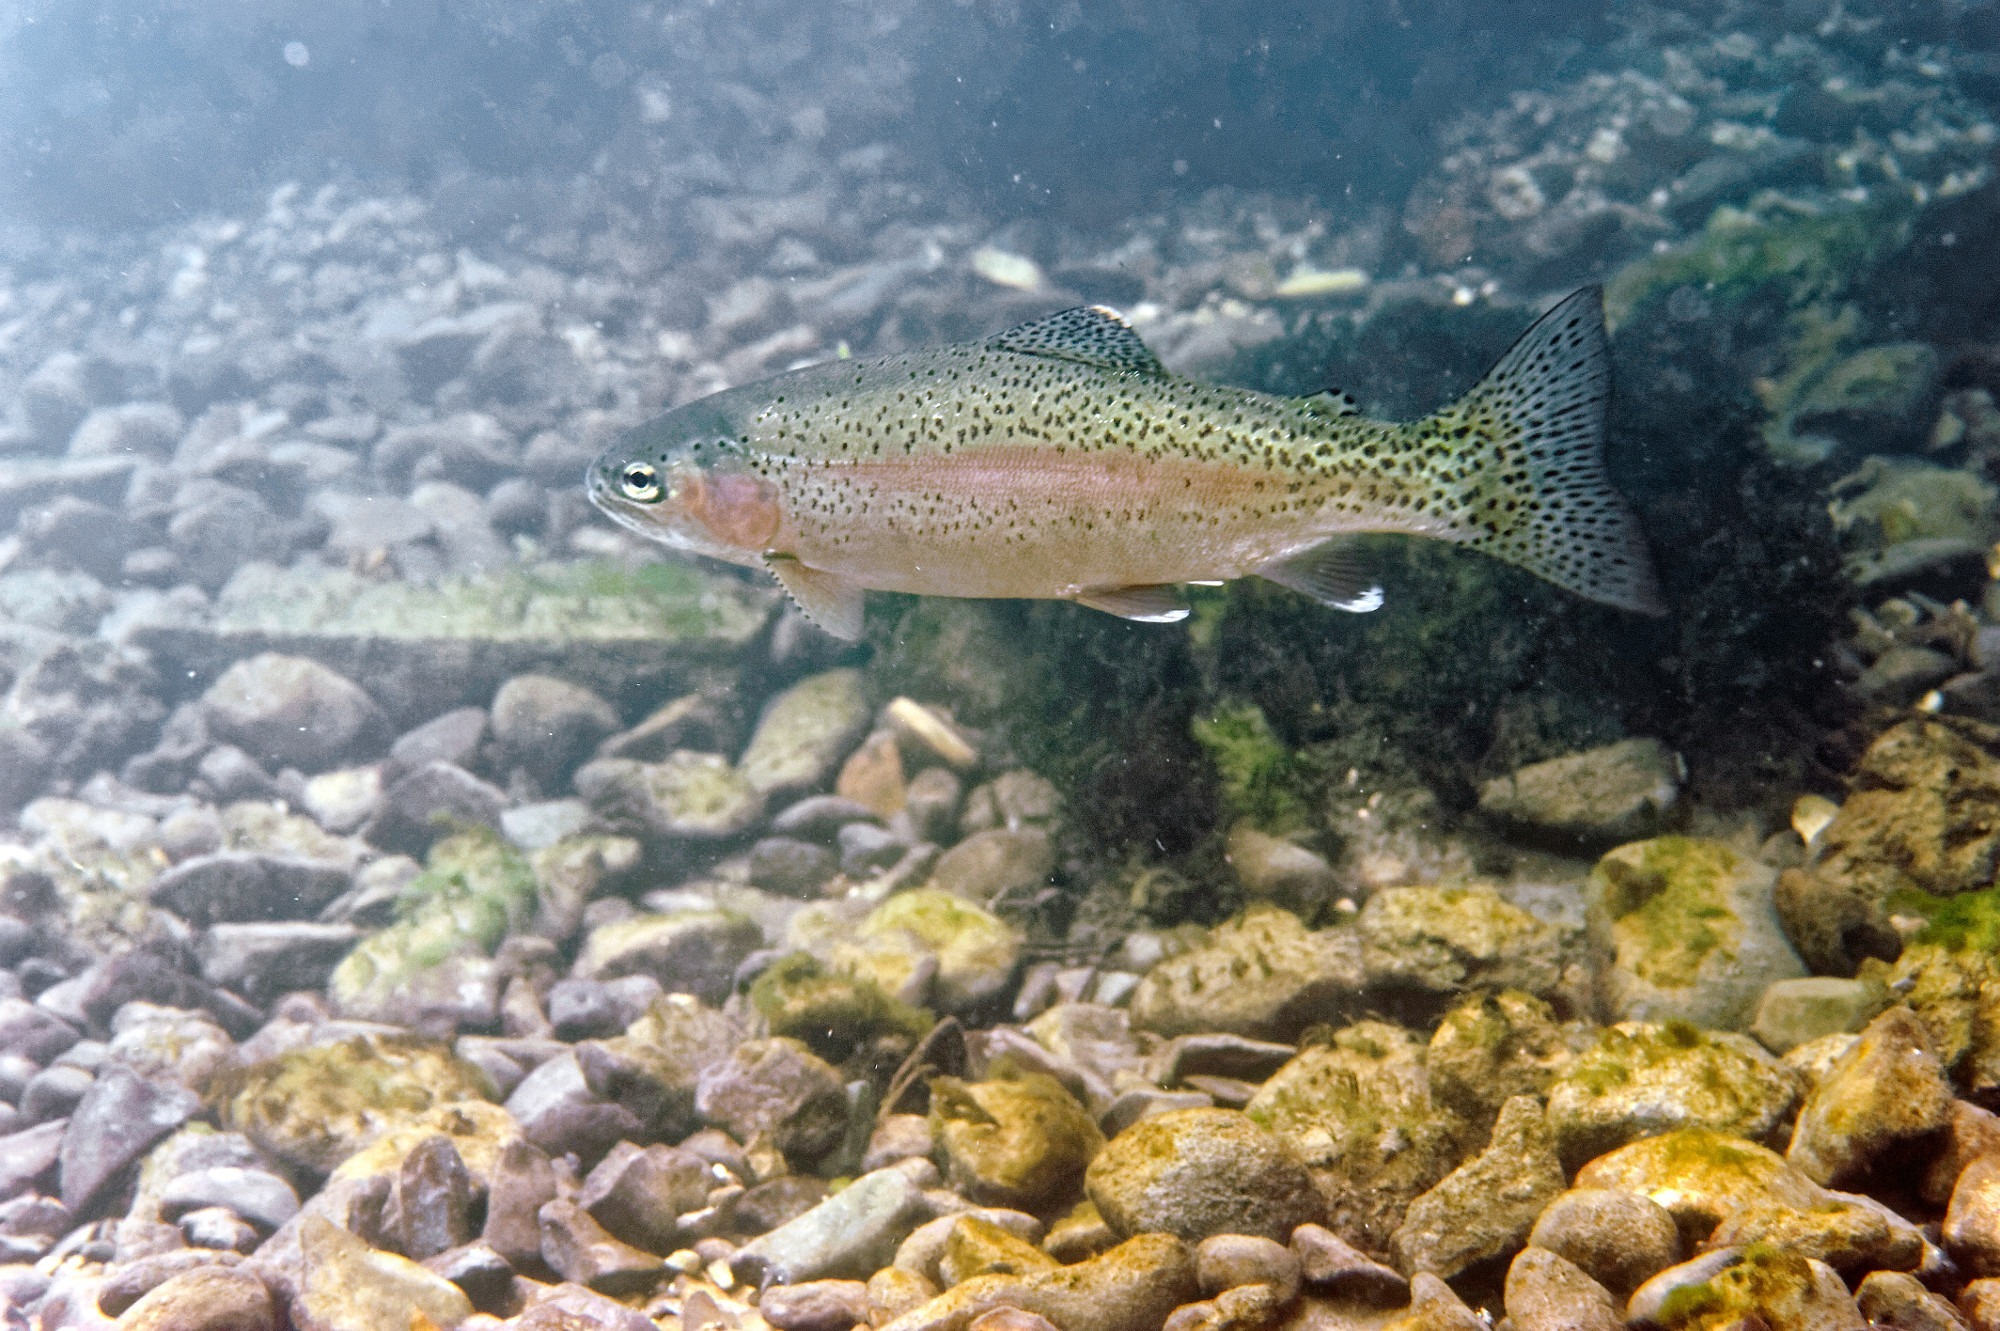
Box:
[732,1165,928,1286]
[738,669,873,797]
[1479,738,1683,845]
[0,1119,65,1202]
[177,1206,261,1253]
[200,922,360,1003]
[1129,906,1363,1042]
[20,1065,91,1123]
[151,852,354,927]
[1750,978,1885,1055]
[366,761,508,855]
[0,569,111,634]
[490,675,621,786]
[1390,1094,1565,1279]
[481,1136,558,1269]
[159,1166,301,1233]
[389,707,489,775]
[68,402,182,458]
[421,1241,514,1313]
[538,1197,666,1295]
[398,1133,476,1261]
[201,653,385,773]
[695,1037,849,1166]
[1503,1247,1623,1331]
[750,836,840,896]
[578,1141,711,1253]
[0,999,79,1064]
[1527,1188,1681,1299]
[1358,885,1564,998]
[504,1051,643,1167]
[838,823,905,878]
[59,1064,199,1213]
[1290,1223,1407,1304]
[759,1279,874,1331]
[771,795,882,841]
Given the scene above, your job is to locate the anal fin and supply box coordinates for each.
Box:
[765,554,866,640]
[1257,541,1384,612]
[1074,584,1190,623]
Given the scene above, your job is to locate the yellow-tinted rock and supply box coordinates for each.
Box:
[877,1233,1198,1331]
[292,1213,472,1330]
[211,1034,495,1175]
[1086,1108,1324,1245]
[940,1215,1061,1288]
[1785,1005,1955,1187]
[1572,1129,1830,1246]
[931,1074,1102,1214]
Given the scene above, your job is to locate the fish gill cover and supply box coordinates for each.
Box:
[0,2,1994,1328]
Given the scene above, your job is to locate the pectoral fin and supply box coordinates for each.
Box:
[765,554,866,640]
[1257,541,1384,612]
[1073,584,1190,623]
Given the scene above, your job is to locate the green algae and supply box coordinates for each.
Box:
[329,828,538,1005]
[1887,883,2000,955]
[749,951,934,1063]
[1190,701,1320,833]
[1604,201,1901,329]
[1654,1243,1818,1331]
[1594,837,1741,990]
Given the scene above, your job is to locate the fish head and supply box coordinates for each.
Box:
[587,400,781,563]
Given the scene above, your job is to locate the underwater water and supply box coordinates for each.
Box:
[0,1,1998,1327]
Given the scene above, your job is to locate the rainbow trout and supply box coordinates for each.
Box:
[588,287,1662,639]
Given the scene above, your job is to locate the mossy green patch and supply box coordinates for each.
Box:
[749,951,934,1063]
[329,828,538,1005]
[1191,701,1321,833]
[1594,836,1742,990]
[1653,1242,1819,1331]
[210,1032,496,1175]
[1888,883,2000,955]
[1604,201,1901,329]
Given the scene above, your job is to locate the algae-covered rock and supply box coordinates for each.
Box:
[135,559,775,727]
[931,1072,1103,1214]
[1793,342,1940,443]
[1707,1195,1923,1277]
[1245,1021,1468,1254]
[1085,1107,1323,1245]
[1590,837,1806,1031]
[1856,923,2000,1103]
[1357,885,1564,999]
[574,750,764,842]
[839,888,1021,1014]
[738,668,873,797]
[1191,701,1321,833]
[1478,738,1683,847]
[750,952,934,1065]
[326,828,537,1031]
[212,1033,495,1175]
[1785,1005,1954,1188]
[1830,455,1996,562]
[1777,716,2000,975]
[292,1212,474,1331]
[1424,990,1579,1132]
[1130,905,1362,1041]
[1637,1244,1864,1331]
[1545,1021,1800,1172]
[572,909,763,1005]
[1572,1129,1831,1245]
[875,1232,1197,1331]
[1390,1094,1565,1280]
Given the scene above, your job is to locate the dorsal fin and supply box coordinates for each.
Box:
[1300,388,1361,420]
[990,306,1166,377]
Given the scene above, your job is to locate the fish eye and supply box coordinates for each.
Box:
[619,462,663,502]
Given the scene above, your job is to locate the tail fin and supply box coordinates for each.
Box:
[1422,287,1665,615]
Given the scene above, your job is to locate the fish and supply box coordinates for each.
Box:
[587,286,1663,641]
